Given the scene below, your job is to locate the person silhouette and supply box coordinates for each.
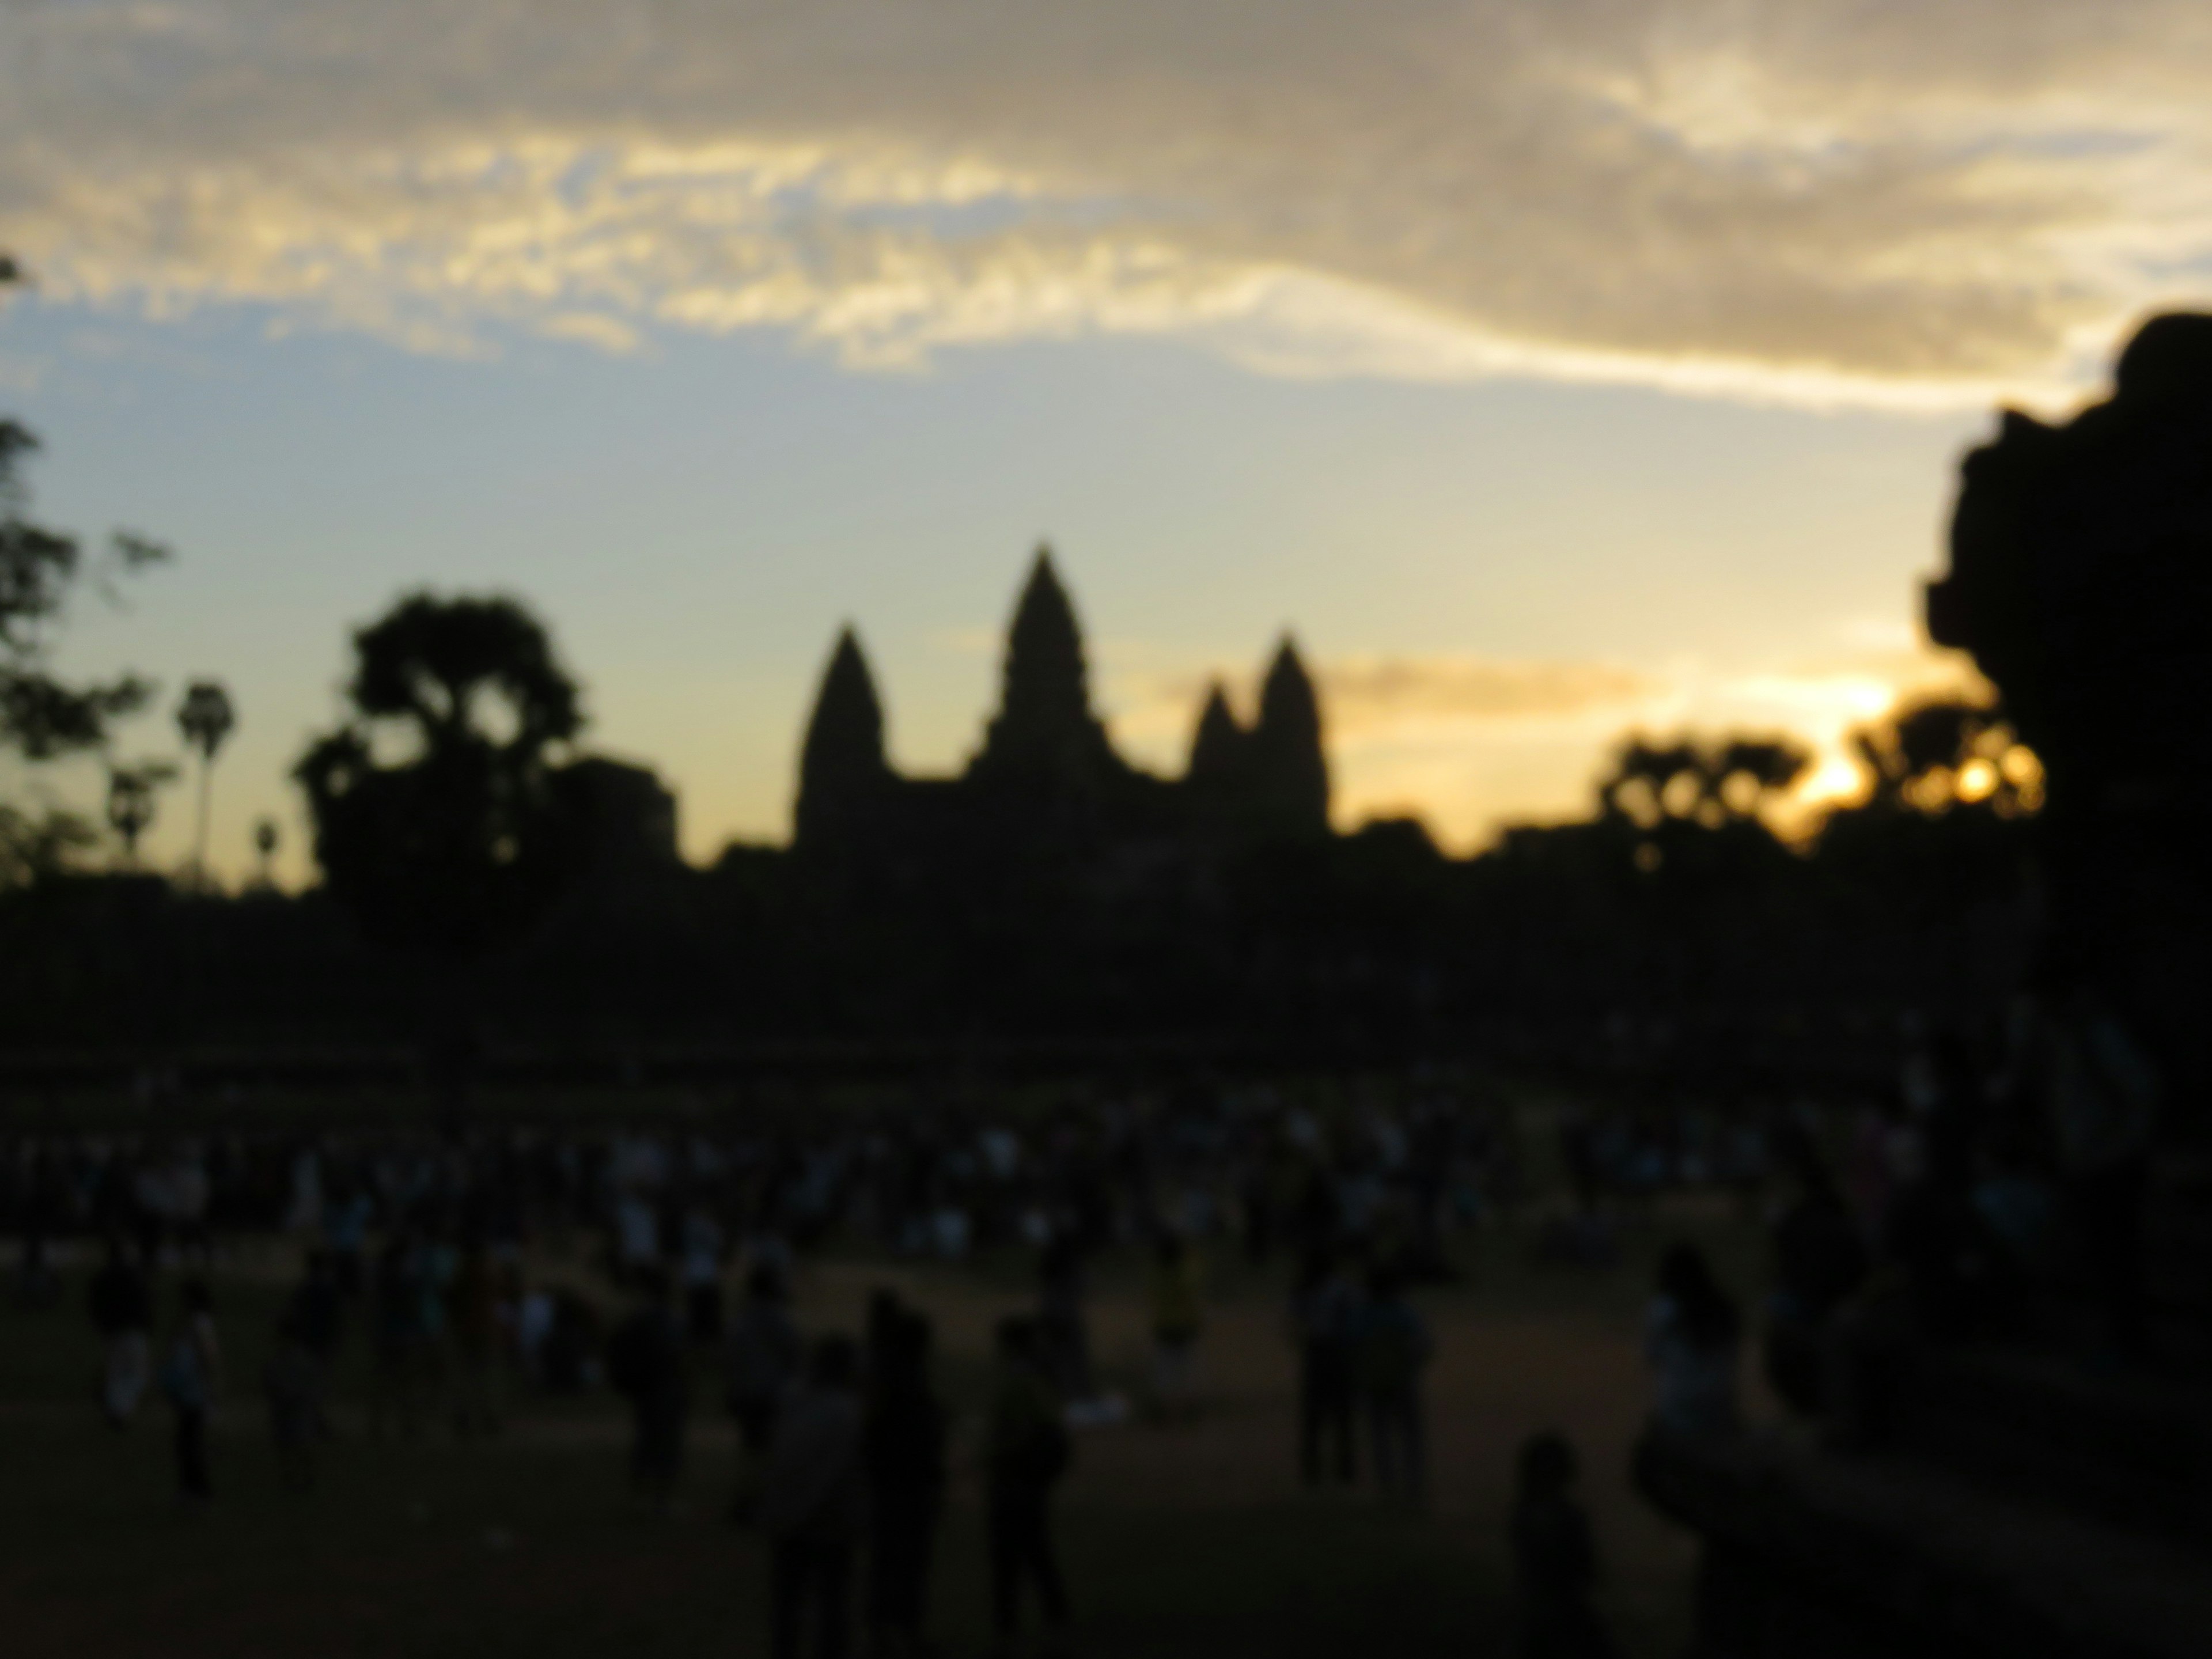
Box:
[1147,1232,1204,1423]
[985,1315,1072,1654]
[1645,1244,1742,1442]
[607,1266,688,1508]
[761,1336,865,1659]
[1512,1432,1617,1659]
[1357,1264,1433,1505]
[1289,1248,1364,1486]
[863,1301,947,1658]
[88,1235,154,1427]
[160,1278,223,1508]
[726,1263,802,1523]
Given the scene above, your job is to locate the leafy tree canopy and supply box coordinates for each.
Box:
[296,592,585,960]
[1599,733,1811,830]
[1,256,171,883]
[1849,695,2042,817]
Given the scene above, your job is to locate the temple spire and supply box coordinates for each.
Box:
[794,625,891,848]
[1248,634,1330,836]
[971,544,1119,789]
[1187,680,1248,788]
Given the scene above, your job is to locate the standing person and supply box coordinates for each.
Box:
[449,1238,502,1439]
[1037,1229,1093,1404]
[1357,1266,1434,1506]
[414,1228,460,1427]
[726,1263,803,1522]
[1558,1108,1603,1218]
[169,1143,213,1270]
[762,1336,865,1659]
[1147,1232,1204,1423]
[369,1233,426,1438]
[284,1249,344,1372]
[322,1177,372,1299]
[275,1249,344,1455]
[88,1236,154,1427]
[264,1310,322,1491]
[683,1205,728,1344]
[284,1141,325,1238]
[1289,1249,1363,1487]
[131,1147,173,1267]
[1511,1432,1617,1659]
[14,1141,63,1309]
[612,1184,661,1287]
[984,1316,1072,1655]
[1242,1143,1279,1267]
[160,1278,223,1508]
[2037,979,2163,1363]
[607,1267,689,1509]
[1764,1147,1868,1417]
[1645,1244,1743,1441]
[865,1305,948,1659]
[1286,1152,1341,1265]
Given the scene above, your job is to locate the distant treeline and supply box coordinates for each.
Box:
[0,697,2037,1097]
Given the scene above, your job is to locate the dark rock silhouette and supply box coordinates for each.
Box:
[1929,309,2212,1113]
[1931,321,2212,816]
[1642,310,2212,1659]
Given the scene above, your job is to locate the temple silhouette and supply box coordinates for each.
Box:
[793,547,1332,872]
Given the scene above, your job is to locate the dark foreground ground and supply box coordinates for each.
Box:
[1,1210,1761,1658]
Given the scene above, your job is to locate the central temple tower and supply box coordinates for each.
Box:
[967,546,1123,796]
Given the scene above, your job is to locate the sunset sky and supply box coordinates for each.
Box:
[6,1,2209,881]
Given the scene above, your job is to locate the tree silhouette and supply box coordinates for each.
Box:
[175,679,235,885]
[1600,738,1704,828]
[1600,734,1808,830]
[1,256,171,884]
[295,592,583,961]
[105,761,176,865]
[1707,738,1812,820]
[1850,696,2040,817]
[252,816,279,887]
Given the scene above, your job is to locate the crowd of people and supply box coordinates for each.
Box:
[0,1019,2127,1657]
[0,1075,1520,1655]
[7,1072,1529,1278]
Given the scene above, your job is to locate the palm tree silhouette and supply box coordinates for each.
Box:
[105,762,176,865]
[175,680,236,885]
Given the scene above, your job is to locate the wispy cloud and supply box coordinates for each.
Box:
[1317,656,1656,733]
[4,1,2211,405]
[1103,637,1981,850]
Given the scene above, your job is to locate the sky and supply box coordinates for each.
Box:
[5,0,2210,882]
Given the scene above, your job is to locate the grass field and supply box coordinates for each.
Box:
[1,1207,1762,1658]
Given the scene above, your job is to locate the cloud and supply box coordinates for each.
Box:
[1316,655,1656,733]
[1104,636,1982,850]
[5,2,2212,405]
[926,626,1002,658]
[539,312,642,354]
[1669,644,1988,815]
[1107,651,1651,756]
